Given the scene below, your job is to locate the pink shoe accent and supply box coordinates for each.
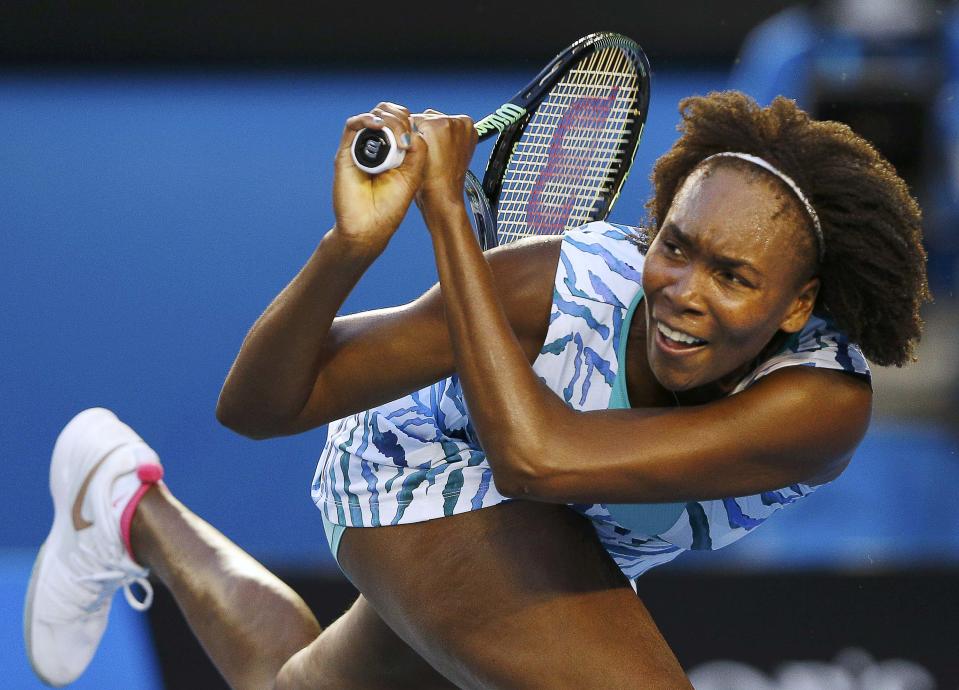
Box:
[120,463,164,560]
[137,464,163,484]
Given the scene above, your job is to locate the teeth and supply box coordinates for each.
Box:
[657,322,706,346]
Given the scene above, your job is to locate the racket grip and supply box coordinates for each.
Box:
[351,127,406,174]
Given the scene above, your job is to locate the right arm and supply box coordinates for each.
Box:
[216,107,559,439]
[216,232,559,439]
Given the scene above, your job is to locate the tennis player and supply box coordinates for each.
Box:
[26,92,927,688]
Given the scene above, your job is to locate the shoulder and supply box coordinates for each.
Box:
[736,363,872,484]
[484,234,563,304]
[557,221,647,308]
[734,314,872,394]
[482,222,648,337]
[728,315,873,485]
[563,221,648,256]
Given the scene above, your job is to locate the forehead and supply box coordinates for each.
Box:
[666,163,805,260]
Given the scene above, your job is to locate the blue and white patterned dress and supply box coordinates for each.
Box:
[311,221,870,579]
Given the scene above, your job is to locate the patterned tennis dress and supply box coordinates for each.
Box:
[311,221,870,579]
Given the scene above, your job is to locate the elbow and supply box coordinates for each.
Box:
[215,394,277,441]
[495,464,563,502]
[489,434,561,502]
[494,468,542,500]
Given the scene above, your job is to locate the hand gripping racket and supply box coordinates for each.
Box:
[352,32,651,249]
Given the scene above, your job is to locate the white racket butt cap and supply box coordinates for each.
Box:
[351,127,406,174]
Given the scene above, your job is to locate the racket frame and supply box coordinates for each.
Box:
[464,170,498,250]
[476,32,651,248]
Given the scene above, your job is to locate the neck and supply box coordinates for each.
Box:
[626,316,791,408]
[674,329,793,405]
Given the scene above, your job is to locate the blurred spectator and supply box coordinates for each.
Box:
[731,0,957,296]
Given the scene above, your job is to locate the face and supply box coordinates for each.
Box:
[643,162,819,393]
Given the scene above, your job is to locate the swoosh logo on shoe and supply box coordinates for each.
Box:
[72,455,110,531]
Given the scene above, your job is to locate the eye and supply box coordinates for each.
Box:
[663,240,683,257]
[720,270,752,288]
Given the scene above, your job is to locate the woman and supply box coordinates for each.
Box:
[26,92,928,688]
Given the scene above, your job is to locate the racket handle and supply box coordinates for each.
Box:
[351,127,406,174]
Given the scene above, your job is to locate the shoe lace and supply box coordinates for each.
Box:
[74,553,154,612]
[68,519,154,616]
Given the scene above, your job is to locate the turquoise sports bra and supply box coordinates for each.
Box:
[605,288,687,537]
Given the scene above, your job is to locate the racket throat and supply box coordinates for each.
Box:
[475,103,528,139]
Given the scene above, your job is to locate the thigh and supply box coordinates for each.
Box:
[338,501,691,689]
[276,594,456,690]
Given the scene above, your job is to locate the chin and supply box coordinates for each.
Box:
[650,363,706,393]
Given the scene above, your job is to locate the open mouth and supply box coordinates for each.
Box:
[655,321,708,352]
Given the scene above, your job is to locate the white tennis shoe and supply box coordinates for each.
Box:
[24,408,163,687]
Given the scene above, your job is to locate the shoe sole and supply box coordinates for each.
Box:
[24,540,58,686]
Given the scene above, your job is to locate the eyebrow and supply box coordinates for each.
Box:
[661,223,763,276]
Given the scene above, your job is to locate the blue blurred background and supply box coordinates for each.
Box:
[3,1,958,687]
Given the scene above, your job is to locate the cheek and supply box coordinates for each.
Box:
[640,252,668,296]
[712,296,785,352]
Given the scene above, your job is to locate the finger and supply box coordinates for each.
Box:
[411,111,445,124]
[410,113,453,142]
[399,127,429,178]
[339,112,388,152]
[345,112,390,131]
[376,103,415,143]
[371,108,414,150]
[454,114,478,145]
[374,102,412,121]
[409,113,441,142]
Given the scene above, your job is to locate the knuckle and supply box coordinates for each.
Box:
[379,102,411,120]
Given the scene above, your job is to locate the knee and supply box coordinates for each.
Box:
[271,653,299,690]
[272,645,334,690]
[273,659,341,690]
[272,631,384,690]
[273,649,410,690]
[271,666,293,690]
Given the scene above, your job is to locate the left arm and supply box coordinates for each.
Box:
[416,116,872,505]
[481,366,872,503]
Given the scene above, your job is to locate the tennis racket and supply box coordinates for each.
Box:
[352,32,651,249]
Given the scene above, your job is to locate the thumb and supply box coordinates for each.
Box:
[399,130,429,181]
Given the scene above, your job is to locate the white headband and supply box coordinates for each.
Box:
[702,152,825,262]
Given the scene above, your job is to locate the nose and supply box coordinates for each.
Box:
[661,265,707,315]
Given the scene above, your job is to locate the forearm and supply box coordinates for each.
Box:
[217,227,380,437]
[424,197,565,490]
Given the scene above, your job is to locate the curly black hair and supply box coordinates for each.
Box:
[645,91,930,367]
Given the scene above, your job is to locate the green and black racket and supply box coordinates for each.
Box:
[352,32,651,249]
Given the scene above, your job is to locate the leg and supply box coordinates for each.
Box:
[130,482,317,689]
[133,482,455,690]
[275,596,456,690]
[338,500,691,689]
[26,408,452,690]
[29,409,686,687]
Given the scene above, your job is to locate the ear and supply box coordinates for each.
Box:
[779,276,820,333]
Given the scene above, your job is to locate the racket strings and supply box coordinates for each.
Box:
[496,46,641,244]
[515,48,634,225]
